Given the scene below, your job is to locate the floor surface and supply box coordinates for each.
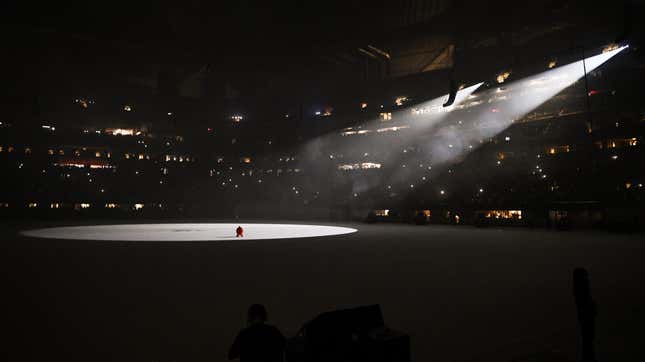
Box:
[3,221,644,361]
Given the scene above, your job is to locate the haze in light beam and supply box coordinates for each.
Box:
[300,82,483,193]
[398,46,628,191]
[298,82,482,189]
[298,46,626,198]
[466,45,629,140]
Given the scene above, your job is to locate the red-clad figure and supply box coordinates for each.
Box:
[236,226,244,237]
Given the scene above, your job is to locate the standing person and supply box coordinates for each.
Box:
[228,304,286,362]
[236,225,244,237]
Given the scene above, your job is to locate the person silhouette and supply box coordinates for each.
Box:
[236,226,244,237]
[573,268,597,362]
[229,304,285,362]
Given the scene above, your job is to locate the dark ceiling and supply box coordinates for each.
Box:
[0,0,636,99]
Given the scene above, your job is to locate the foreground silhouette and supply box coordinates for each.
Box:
[286,304,410,362]
[573,268,597,362]
[229,304,285,362]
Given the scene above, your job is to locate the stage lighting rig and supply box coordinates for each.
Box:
[442,79,457,107]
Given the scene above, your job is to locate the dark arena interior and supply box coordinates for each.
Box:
[2,1,645,361]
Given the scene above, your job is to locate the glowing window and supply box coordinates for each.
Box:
[602,43,619,53]
[395,97,408,106]
[106,128,135,136]
[546,145,571,155]
[361,162,381,169]
[496,71,511,84]
[483,210,522,219]
[374,209,389,216]
[376,126,409,133]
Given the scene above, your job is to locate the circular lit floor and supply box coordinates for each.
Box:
[20,223,357,241]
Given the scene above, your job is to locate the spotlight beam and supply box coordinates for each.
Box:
[387,45,629,192]
[298,46,626,202]
[356,46,626,196]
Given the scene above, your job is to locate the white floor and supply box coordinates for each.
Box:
[20,223,357,241]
